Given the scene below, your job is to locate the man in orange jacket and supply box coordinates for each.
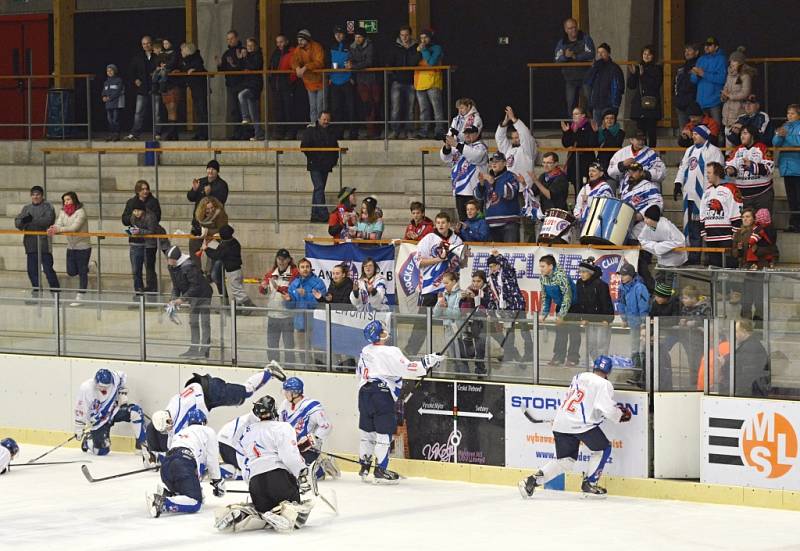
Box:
[292,29,325,124]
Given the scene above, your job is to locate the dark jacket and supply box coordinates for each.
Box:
[204,237,242,272]
[122,195,162,226]
[15,200,56,254]
[159,48,181,90]
[386,38,421,85]
[537,168,570,212]
[178,50,208,98]
[569,269,614,322]
[187,177,229,236]
[628,62,663,119]
[323,277,354,304]
[649,294,681,326]
[584,57,624,113]
[674,57,698,111]
[597,124,626,172]
[301,123,339,172]
[129,51,158,95]
[721,334,770,397]
[554,30,595,81]
[169,258,213,299]
[561,120,597,187]
[349,38,377,85]
[269,46,296,90]
[217,41,245,87]
[126,210,163,249]
[242,48,264,93]
[102,76,125,110]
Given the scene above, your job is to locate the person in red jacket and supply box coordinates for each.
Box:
[269,34,299,140]
[404,201,433,240]
[328,187,358,239]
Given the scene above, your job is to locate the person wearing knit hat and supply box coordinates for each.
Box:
[585,41,624,126]
[573,161,613,224]
[202,224,256,315]
[639,201,688,272]
[328,187,358,239]
[721,46,754,138]
[571,256,614,359]
[692,124,710,142]
[653,282,673,298]
[167,241,213,358]
[330,24,355,139]
[188,160,229,263]
[647,279,681,389]
[292,28,325,123]
[102,62,125,141]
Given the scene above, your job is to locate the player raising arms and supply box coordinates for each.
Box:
[74,368,145,455]
[519,355,632,497]
[357,320,442,484]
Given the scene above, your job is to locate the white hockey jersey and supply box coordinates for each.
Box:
[350,274,388,312]
[240,420,306,482]
[573,179,614,224]
[552,372,624,434]
[725,143,774,199]
[218,412,259,457]
[675,141,725,207]
[700,183,742,243]
[165,383,210,446]
[607,145,666,189]
[638,217,688,267]
[356,343,427,400]
[169,423,221,480]
[449,107,483,142]
[619,178,664,240]
[415,230,464,296]
[0,446,10,474]
[440,140,489,196]
[279,397,332,447]
[74,370,127,430]
[495,119,536,186]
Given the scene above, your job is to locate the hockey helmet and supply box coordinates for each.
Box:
[186,409,207,426]
[1,437,19,458]
[252,395,278,421]
[363,320,387,344]
[152,410,174,433]
[593,355,613,374]
[282,377,304,395]
[94,369,114,394]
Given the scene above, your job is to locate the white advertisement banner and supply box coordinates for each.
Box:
[394,242,639,313]
[702,397,800,489]
[504,384,649,478]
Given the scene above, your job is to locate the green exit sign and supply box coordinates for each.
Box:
[358,19,378,33]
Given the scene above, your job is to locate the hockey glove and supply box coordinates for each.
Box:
[297,468,312,495]
[266,359,287,382]
[74,423,88,440]
[421,353,443,371]
[297,435,315,453]
[211,478,226,497]
[618,404,633,422]
[672,182,682,202]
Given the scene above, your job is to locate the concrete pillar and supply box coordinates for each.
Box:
[587,0,656,122]
[196,0,257,139]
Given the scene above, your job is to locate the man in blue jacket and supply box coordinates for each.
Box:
[475,152,520,242]
[690,37,726,137]
[584,43,624,125]
[329,25,355,139]
[554,18,595,116]
[615,262,650,369]
[287,258,327,367]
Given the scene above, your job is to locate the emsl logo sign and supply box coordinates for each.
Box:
[708,410,799,479]
[741,412,798,479]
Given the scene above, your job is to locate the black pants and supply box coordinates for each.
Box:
[273,81,295,138]
[145,422,169,453]
[219,442,238,466]
[249,469,300,514]
[636,117,658,147]
[189,85,208,139]
[226,85,244,139]
[329,82,355,138]
[786,176,800,229]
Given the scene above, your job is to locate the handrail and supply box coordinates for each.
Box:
[422,145,800,154]
[166,65,456,77]
[0,73,95,79]
[39,146,348,154]
[527,57,800,69]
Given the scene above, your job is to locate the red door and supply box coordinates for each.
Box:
[0,15,50,139]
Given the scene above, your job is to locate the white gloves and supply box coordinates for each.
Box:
[421,353,444,371]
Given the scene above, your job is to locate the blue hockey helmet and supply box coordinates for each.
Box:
[1,437,19,458]
[283,377,304,395]
[95,368,114,386]
[186,409,207,426]
[593,355,613,374]
[364,320,387,344]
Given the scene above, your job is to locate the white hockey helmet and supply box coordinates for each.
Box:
[152,410,173,433]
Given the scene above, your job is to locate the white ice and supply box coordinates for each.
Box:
[1,445,797,551]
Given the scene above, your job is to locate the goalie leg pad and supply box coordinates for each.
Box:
[214,504,269,532]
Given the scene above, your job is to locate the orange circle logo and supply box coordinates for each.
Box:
[741,412,798,479]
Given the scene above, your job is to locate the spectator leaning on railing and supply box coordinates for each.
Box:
[414,29,445,140]
[773,104,800,232]
[178,42,208,141]
[349,27,381,139]
[404,201,433,241]
[584,42,624,126]
[554,17,595,115]
[440,124,489,221]
[301,111,340,223]
[167,245,213,359]
[627,45,662,147]
[49,192,91,306]
[386,26,421,139]
[15,185,60,298]
[216,30,246,141]
[125,35,158,141]
[673,42,700,130]
[293,29,325,125]
[329,25,355,140]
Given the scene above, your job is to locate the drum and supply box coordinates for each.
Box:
[579,197,635,246]
[539,209,575,244]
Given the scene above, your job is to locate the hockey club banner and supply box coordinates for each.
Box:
[310,309,392,355]
[305,242,396,305]
[398,379,505,466]
[504,384,648,478]
[393,242,639,314]
[702,397,800,489]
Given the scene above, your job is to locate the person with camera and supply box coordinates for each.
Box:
[440,125,488,221]
[627,45,662,147]
[187,160,229,264]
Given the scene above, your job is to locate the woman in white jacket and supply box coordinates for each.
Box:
[350,258,388,312]
[48,191,90,304]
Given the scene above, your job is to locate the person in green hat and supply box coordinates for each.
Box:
[328,187,357,239]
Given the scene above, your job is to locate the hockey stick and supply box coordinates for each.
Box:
[317,450,404,479]
[402,306,479,404]
[81,464,159,483]
[11,460,92,466]
[498,309,523,349]
[523,408,553,425]
[26,434,78,464]
[309,464,339,515]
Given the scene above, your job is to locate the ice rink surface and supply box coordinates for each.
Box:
[2,445,798,551]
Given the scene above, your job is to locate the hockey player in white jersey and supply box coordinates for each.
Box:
[215,396,314,533]
[144,362,286,464]
[357,320,442,484]
[279,376,337,480]
[217,410,258,479]
[519,355,632,497]
[74,368,145,455]
[0,438,19,475]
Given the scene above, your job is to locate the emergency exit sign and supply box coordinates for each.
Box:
[359,19,378,33]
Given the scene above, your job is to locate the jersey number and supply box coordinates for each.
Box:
[562,389,585,413]
[180,387,194,398]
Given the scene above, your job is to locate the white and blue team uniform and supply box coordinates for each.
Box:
[73,369,145,455]
[356,321,440,482]
[280,396,332,463]
[217,412,259,478]
[415,230,464,297]
[0,438,18,475]
[519,356,631,497]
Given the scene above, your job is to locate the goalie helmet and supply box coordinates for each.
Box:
[252,395,278,421]
[593,355,613,374]
[1,437,19,458]
[152,410,173,433]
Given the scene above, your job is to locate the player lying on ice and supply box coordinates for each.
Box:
[519,354,633,497]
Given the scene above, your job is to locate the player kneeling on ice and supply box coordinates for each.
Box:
[214,396,314,533]
[143,361,286,465]
[147,409,224,517]
[1,438,19,474]
[519,355,632,497]
[74,368,145,455]
[357,320,442,484]
[279,376,337,480]
[217,409,258,480]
